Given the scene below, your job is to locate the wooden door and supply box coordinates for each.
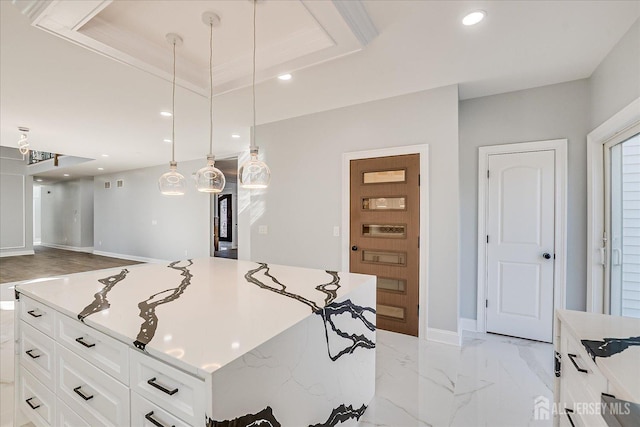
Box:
[486,150,555,342]
[350,154,420,336]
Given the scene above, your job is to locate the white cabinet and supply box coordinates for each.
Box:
[555,310,640,427]
[16,295,204,427]
[130,349,206,426]
[56,345,130,427]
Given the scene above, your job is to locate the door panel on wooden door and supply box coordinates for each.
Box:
[486,150,555,342]
[350,154,420,336]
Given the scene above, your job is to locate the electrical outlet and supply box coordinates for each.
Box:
[333,226,340,237]
[258,225,268,235]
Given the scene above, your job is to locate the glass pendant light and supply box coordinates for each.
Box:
[195,12,225,193]
[159,33,187,196]
[239,0,271,189]
[17,127,29,155]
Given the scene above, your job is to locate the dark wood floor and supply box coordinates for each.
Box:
[0,246,142,284]
[214,248,238,259]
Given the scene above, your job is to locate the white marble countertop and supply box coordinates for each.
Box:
[557,309,640,402]
[16,258,375,378]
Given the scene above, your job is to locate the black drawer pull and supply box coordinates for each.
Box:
[75,336,95,348]
[565,408,576,427]
[73,386,94,401]
[145,411,175,427]
[25,349,41,359]
[147,377,178,395]
[26,397,40,410]
[567,353,588,373]
[27,309,42,318]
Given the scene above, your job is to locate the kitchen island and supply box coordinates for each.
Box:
[14,257,376,426]
[554,310,639,427]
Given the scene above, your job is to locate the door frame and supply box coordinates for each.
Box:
[476,139,567,335]
[342,144,430,340]
[586,97,640,313]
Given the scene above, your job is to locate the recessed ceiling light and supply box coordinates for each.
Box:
[101,154,109,157]
[231,134,240,139]
[277,73,292,81]
[163,138,172,143]
[98,167,104,171]
[63,174,70,177]
[160,111,173,117]
[36,179,43,182]
[462,10,486,26]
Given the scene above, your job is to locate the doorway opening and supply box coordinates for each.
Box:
[211,158,238,260]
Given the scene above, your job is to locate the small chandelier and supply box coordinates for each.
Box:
[18,127,29,155]
[239,0,271,189]
[158,33,187,196]
[194,12,225,193]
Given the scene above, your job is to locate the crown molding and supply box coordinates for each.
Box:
[331,0,378,46]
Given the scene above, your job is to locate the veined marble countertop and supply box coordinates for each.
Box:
[557,309,640,402]
[16,257,375,378]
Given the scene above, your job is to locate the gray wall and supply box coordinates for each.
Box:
[0,146,33,256]
[589,19,640,130]
[248,85,460,333]
[459,79,590,319]
[41,178,94,249]
[93,159,210,261]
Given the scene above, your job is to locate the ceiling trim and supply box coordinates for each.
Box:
[16,0,378,97]
[331,0,378,46]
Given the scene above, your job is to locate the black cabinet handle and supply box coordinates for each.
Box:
[145,411,175,427]
[567,353,588,373]
[75,336,95,348]
[147,377,178,395]
[73,386,94,401]
[565,408,576,427]
[27,309,42,318]
[351,245,358,251]
[26,397,40,410]
[543,252,552,260]
[25,349,41,359]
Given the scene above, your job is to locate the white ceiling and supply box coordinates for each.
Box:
[1,1,638,181]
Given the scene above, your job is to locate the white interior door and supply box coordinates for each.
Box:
[486,150,555,342]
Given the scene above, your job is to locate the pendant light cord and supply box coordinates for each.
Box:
[209,21,214,157]
[251,0,256,150]
[171,40,177,163]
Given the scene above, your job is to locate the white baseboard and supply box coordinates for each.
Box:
[40,243,93,253]
[458,317,477,333]
[427,327,461,346]
[33,240,41,245]
[0,249,35,257]
[92,250,166,264]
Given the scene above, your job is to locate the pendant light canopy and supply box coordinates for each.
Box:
[195,12,225,193]
[239,0,271,189]
[17,127,29,155]
[159,33,187,196]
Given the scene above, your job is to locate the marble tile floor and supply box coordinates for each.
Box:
[0,287,553,427]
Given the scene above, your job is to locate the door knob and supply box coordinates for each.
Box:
[543,253,551,260]
[351,246,358,251]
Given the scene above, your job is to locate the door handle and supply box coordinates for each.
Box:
[542,253,551,260]
[351,246,358,251]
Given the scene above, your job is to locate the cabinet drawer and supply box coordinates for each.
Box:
[131,392,192,427]
[57,398,91,427]
[561,326,608,400]
[56,344,130,427]
[19,368,55,427]
[20,321,56,389]
[20,297,54,337]
[56,313,129,384]
[130,349,205,426]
